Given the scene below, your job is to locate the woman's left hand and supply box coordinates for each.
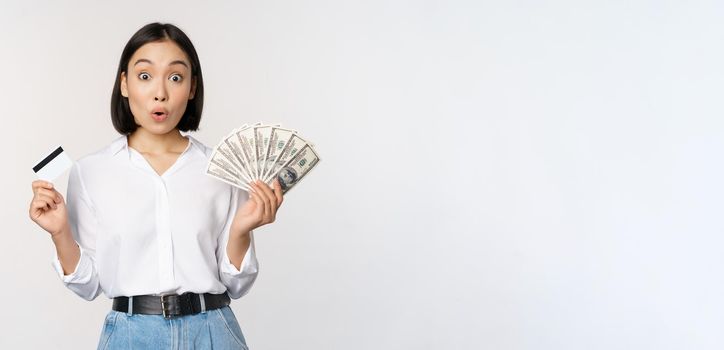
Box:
[230,179,284,235]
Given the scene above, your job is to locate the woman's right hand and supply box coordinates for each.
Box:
[29,180,69,238]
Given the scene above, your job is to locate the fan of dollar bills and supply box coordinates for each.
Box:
[205,123,320,194]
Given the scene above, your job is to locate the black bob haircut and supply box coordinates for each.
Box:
[110,22,204,135]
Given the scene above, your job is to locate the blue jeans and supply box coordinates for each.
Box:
[97,305,249,349]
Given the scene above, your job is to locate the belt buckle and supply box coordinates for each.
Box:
[161,295,174,319]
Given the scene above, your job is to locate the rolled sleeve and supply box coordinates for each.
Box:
[216,187,259,299]
[52,246,92,284]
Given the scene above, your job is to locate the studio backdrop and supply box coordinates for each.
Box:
[1,0,723,349]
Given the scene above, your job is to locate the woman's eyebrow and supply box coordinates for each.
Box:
[133,58,189,69]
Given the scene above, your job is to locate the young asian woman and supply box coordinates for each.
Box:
[28,22,282,350]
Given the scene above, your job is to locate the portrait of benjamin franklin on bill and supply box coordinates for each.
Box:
[276,167,299,191]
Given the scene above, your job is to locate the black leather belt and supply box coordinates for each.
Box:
[112,292,230,319]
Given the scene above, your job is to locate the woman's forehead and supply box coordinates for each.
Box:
[130,40,190,68]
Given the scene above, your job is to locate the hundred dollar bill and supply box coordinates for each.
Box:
[263,133,309,184]
[234,125,259,179]
[206,160,251,191]
[260,126,297,181]
[208,147,250,189]
[254,124,278,181]
[267,144,320,193]
[219,124,249,178]
[214,130,253,184]
[223,124,256,181]
[206,122,320,193]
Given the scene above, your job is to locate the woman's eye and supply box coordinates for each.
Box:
[170,74,183,82]
[138,72,151,80]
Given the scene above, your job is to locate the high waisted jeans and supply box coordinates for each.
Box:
[97,305,249,350]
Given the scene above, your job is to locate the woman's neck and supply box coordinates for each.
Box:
[127,128,188,154]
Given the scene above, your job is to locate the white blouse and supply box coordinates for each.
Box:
[51,134,258,301]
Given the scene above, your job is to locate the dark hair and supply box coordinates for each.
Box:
[110,22,204,134]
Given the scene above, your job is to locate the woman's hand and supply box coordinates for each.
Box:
[230,179,284,235]
[29,180,69,238]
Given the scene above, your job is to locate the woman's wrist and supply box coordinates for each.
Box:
[50,224,73,242]
[51,227,77,252]
[51,225,80,275]
[226,227,252,270]
[230,224,252,239]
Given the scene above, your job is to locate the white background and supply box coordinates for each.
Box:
[1,0,723,349]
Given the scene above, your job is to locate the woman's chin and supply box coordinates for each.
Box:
[137,123,179,135]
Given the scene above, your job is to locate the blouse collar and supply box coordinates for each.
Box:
[109,134,204,157]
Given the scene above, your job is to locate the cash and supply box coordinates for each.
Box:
[205,123,320,194]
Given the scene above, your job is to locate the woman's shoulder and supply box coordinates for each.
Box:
[72,135,126,166]
[184,134,212,158]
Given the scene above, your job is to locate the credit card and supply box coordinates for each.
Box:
[32,146,73,182]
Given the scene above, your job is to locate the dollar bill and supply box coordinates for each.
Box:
[263,133,309,183]
[205,122,319,194]
[267,144,320,193]
[222,124,255,181]
[215,129,253,183]
[205,160,251,191]
[254,124,278,181]
[260,127,297,181]
[234,124,259,180]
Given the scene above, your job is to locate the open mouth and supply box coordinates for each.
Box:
[151,111,168,121]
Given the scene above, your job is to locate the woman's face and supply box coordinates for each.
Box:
[120,40,196,135]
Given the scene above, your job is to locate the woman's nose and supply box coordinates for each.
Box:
[154,82,168,102]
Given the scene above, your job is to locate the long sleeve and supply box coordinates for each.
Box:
[50,161,102,301]
[216,187,259,299]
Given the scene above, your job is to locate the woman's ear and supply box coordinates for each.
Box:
[189,77,197,100]
[120,72,128,98]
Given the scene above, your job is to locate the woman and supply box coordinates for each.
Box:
[28,22,282,349]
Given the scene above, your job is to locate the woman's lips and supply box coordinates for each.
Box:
[151,106,169,122]
[151,112,168,122]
